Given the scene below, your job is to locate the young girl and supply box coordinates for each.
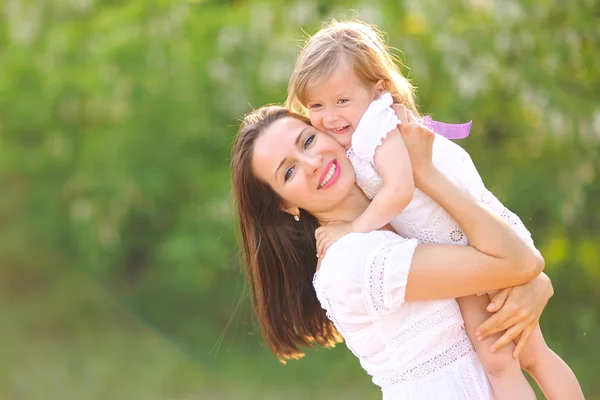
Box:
[285,20,583,400]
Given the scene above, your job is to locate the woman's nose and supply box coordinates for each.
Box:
[300,153,321,174]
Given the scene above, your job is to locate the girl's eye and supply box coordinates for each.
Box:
[303,134,315,149]
[338,98,349,104]
[309,103,322,110]
[284,166,295,182]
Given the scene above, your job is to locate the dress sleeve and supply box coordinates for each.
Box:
[351,92,400,165]
[314,231,419,325]
[361,235,419,319]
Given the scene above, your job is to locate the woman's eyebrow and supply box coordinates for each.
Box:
[273,126,311,179]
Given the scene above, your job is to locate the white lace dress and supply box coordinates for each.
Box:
[349,92,534,247]
[313,231,494,399]
[311,94,536,398]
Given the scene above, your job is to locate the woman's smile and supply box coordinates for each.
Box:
[318,160,340,189]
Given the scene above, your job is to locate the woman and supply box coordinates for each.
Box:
[231,104,553,399]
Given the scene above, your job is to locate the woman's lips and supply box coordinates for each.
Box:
[318,160,340,190]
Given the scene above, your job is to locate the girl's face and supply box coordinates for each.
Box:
[251,116,357,217]
[305,61,384,149]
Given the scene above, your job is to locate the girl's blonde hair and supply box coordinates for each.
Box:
[286,20,419,117]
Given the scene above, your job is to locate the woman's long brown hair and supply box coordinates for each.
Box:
[231,106,341,361]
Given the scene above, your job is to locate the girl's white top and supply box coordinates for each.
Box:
[348,92,534,248]
[312,93,534,399]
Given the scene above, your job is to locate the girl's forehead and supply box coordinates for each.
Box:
[306,65,364,99]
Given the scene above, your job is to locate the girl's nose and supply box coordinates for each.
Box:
[323,109,338,124]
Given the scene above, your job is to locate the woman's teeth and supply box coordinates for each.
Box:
[319,162,337,188]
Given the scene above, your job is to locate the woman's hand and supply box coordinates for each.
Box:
[390,104,436,186]
[475,272,554,358]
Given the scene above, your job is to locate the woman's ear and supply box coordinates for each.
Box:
[375,79,385,96]
[281,204,300,219]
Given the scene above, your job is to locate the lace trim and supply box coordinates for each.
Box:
[478,189,534,246]
[362,241,396,318]
[460,360,489,400]
[362,238,416,319]
[347,149,381,200]
[398,218,468,245]
[374,335,476,387]
[387,301,463,350]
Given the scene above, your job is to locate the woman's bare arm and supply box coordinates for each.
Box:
[389,105,544,301]
[404,166,543,300]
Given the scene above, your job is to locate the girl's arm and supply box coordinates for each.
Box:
[351,127,414,232]
[386,105,544,300]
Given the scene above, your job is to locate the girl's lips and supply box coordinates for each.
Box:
[330,125,350,135]
[318,160,341,190]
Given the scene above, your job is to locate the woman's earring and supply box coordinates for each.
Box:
[294,214,300,222]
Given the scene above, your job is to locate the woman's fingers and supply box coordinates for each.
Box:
[487,288,511,312]
[478,314,517,340]
[391,104,408,125]
[488,314,523,337]
[476,306,516,338]
[513,325,535,359]
[489,322,526,353]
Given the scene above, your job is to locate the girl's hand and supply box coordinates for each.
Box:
[315,221,353,258]
[390,104,435,186]
[475,273,553,358]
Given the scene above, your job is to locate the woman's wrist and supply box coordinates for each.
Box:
[413,162,439,190]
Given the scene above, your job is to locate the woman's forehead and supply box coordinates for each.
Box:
[252,117,310,176]
[262,117,309,146]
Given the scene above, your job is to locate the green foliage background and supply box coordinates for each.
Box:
[1,0,598,399]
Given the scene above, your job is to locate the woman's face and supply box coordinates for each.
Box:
[251,116,356,216]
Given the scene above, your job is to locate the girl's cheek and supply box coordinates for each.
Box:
[309,115,321,129]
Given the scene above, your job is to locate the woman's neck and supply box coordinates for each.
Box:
[314,185,370,226]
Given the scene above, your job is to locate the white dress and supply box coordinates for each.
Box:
[349,92,535,247]
[313,231,494,399]
[311,94,536,399]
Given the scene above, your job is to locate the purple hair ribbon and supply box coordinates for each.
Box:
[423,116,472,140]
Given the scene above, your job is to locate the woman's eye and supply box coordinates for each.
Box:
[338,98,349,104]
[284,166,295,182]
[303,134,315,149]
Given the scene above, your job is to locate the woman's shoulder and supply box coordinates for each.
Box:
[315,230,411,283]
[328,230,398,257]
